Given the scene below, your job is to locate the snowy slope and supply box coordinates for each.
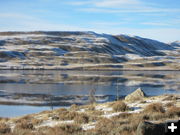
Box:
[0,31,179,70]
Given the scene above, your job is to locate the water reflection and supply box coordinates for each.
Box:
[0,70,179,117]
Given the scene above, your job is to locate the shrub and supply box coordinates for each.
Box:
[167,106,180,117]
[74,113,89,124]
[143,103,165,113]
[59,111,79,120]
[88,110,104,116]
[148,112,167,120]
[0,123,11,134]
[14,115,35,125]
[86,105,95,111]
[12,128,34,135]
[37,124,82,135]
[162,95,176,101]
[31,118,43,125]
[58,123,82,134]
[112,113,132,119]
[94,117,136,135]
[95,118,115,135]
[70,104,79,111]
[55,108,68,113]
[164,102,175,108]
[112,101,129,112]
[15,120,34,130]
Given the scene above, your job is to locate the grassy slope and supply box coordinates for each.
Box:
[0,94,180,135]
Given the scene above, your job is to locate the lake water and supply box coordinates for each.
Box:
[0,70,179,117]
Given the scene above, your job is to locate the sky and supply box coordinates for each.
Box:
[0,0,180,42]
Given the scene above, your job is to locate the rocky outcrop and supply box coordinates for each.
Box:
[125,88,145,102]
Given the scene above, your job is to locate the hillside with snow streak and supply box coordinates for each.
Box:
[0,31,179,70]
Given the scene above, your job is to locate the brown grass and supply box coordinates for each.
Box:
[15,120,34,130]
[12,128,35,135]
[70,104,79,111]
[86,104,96,111]
[58,111,79,120]
[112,101,129,112]
[14,115,33,123]
[143,103,165,113]
[162,95,176,101]
[0,123,11,134]
[58,123,82,134]
[93,116,137,135]
[167,106,180,117]
[74,113,89,124]
[36,124,82,135]
[54,108,68,113]
[2,95,180,135]
[31,118,43,125]
[164,102,175,108]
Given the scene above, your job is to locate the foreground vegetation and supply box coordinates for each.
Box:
[0,94,179,135]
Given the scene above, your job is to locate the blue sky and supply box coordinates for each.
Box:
[0,0,180,42]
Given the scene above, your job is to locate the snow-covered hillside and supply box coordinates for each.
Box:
[0,31,179,70]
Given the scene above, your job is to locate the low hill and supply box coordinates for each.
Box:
[0,31,179,70]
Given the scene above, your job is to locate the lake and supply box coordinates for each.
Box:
[0,70,179,117]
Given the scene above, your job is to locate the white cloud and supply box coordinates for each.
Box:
[141,22,170,26]
[69,0,140,7]
[79,7,180,13]
[0,13,35,20]
[69,0,180,14]
[92,0,140,8]
[0,13,87,32]
[91,21,125,26]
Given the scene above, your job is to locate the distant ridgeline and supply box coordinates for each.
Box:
[0,31,179,70]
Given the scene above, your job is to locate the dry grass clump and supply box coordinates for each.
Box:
[58,110,96,124]
[0,123,11,134]
[39,110,52,115]
[88,109,104,116]
[162,95,177,101]
[86,104,96,111]
[14,115,33,123]
[164,102,175,108]
[31,118,43,125]
[127,114,145,131]
[0,117,9,122]
[15,120,34,130]
[167,106,180,117]
[113,113,132,119]
[139,100,147,104]
[148,112,167,121]
[12,128,35,135]
[37,124,82,135]
[84,104,104,117]
[112,101,129,112]
[74,113,89,124]
[143,103,165,113]
[70,104,79,111]
[54,108,68,113]
[59,111,79,120]
[37,126,68,135]
[58,123,82,134]
[94,118,116,135]
[93,117,136,135]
